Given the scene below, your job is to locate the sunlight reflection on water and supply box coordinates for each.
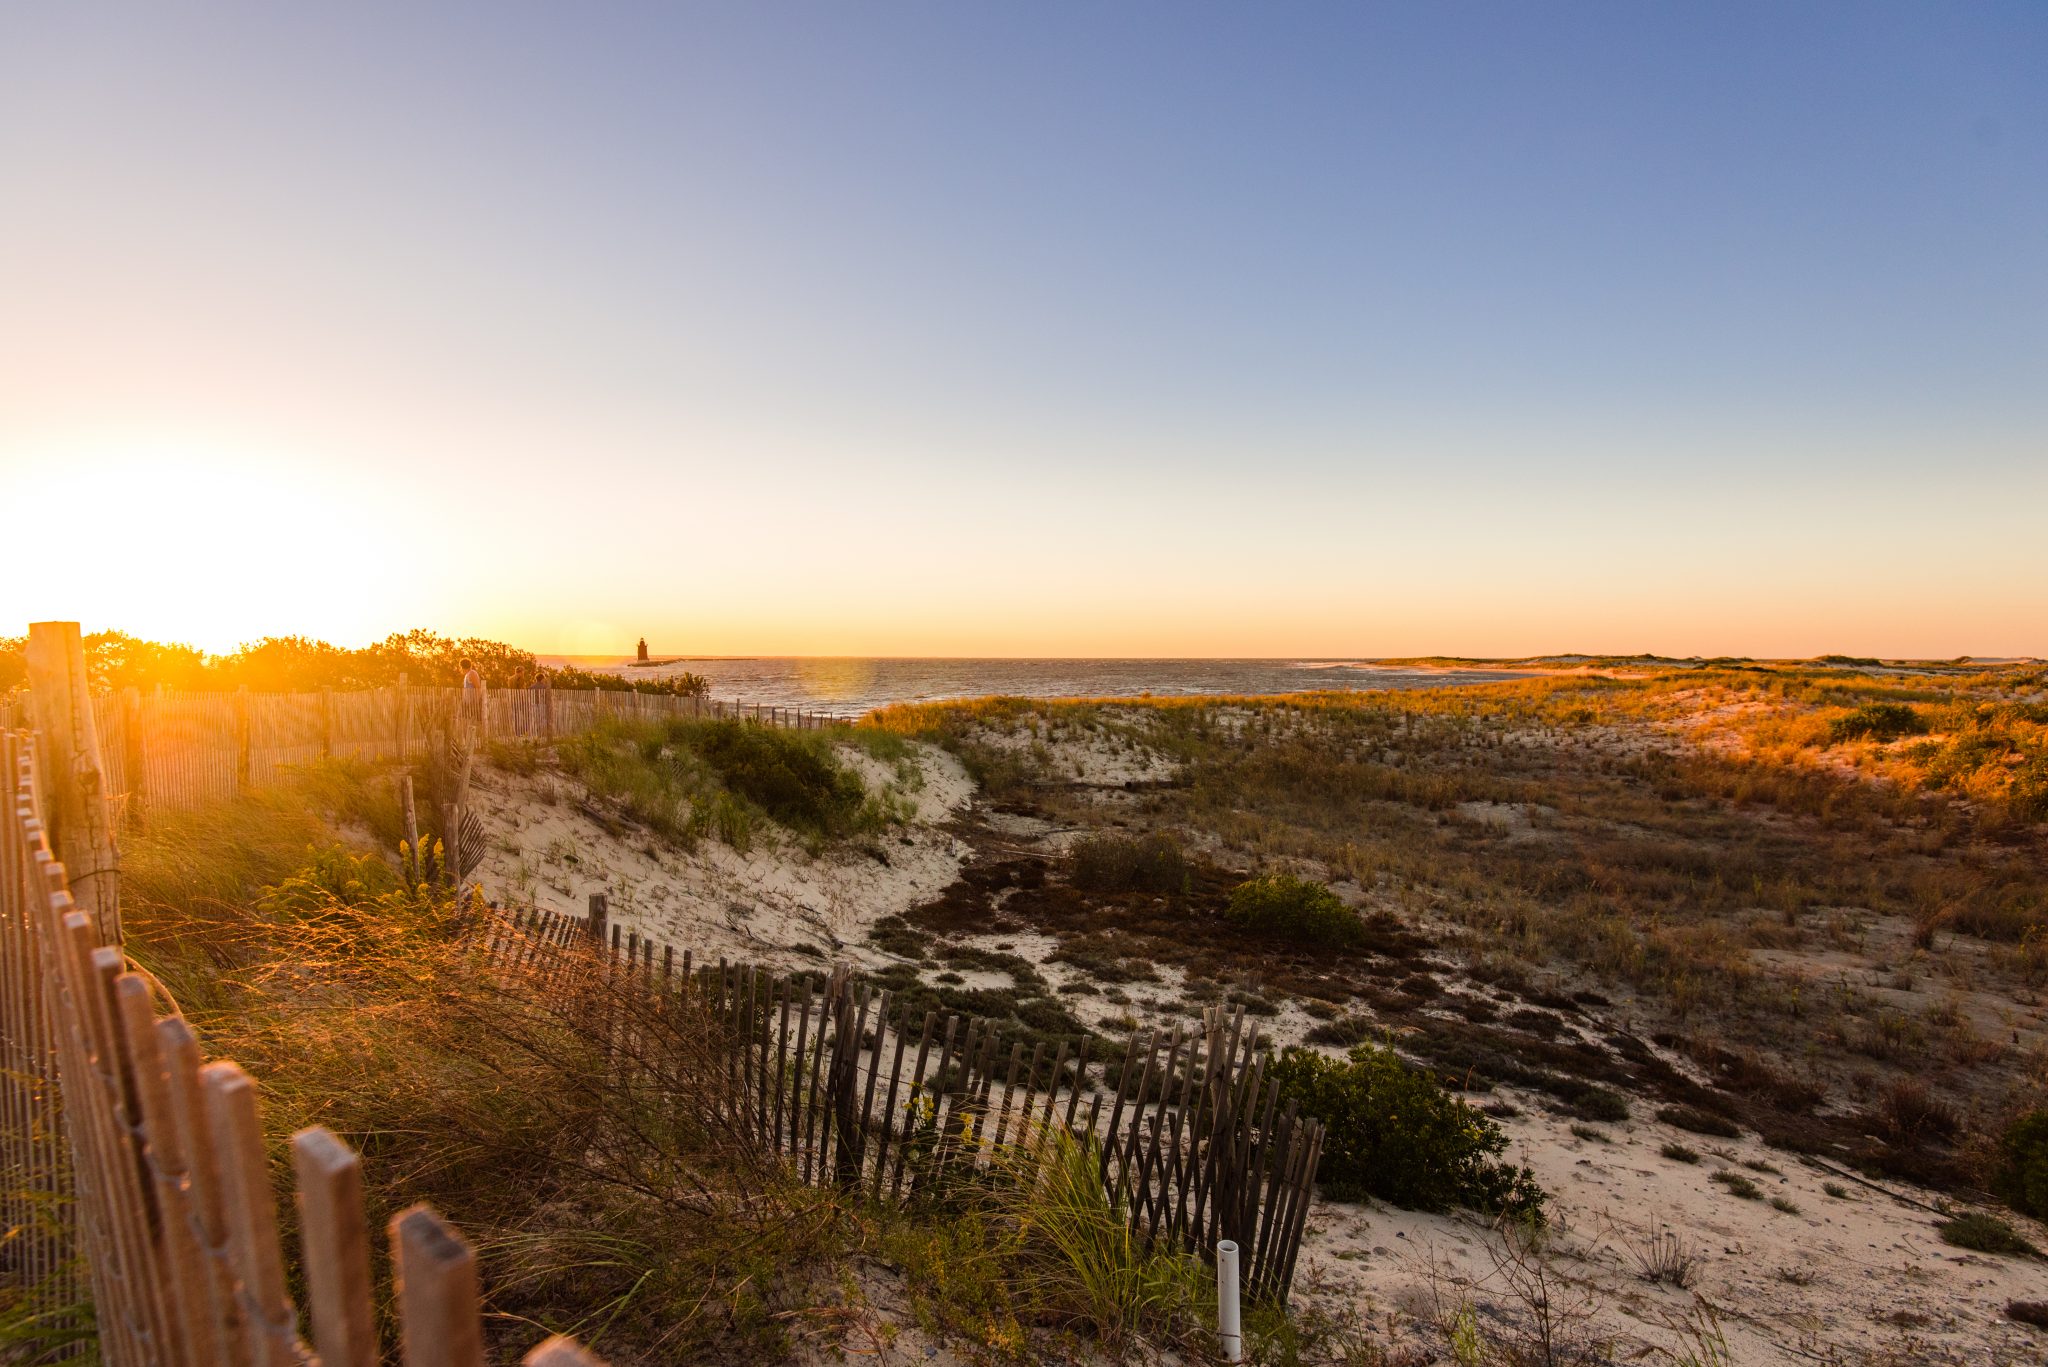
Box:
[540,657,1528,718]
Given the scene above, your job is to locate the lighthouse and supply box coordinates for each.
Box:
[636,637,649,663]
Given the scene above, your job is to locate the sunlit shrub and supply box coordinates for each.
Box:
[1827,703,1928,744]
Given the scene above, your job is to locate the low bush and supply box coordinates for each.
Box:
[1710,1170,1762,1201]
[1223,874,1362,948]
[1994,1110,2048,1221]
[1827,702,1928,744]
[1566,1087,1630,1123]
[1873,1079,1960,1144]
[691,720,869,838]
[1658,1105,1741,1139]
[1304,1015,1375,1047]
[1938,1212,2039,1258]
[1068,832,1192,894]
[1267,1043,1546,1220]
[558,717,887,846]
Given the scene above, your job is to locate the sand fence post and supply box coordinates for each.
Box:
[24,621,122,943]
[119,686,145,832]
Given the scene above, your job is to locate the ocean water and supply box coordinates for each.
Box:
[543,657,1527,719]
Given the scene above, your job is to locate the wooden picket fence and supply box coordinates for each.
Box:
[483,901,1324,1306]
[1,727,611,1366]
[68,682,845,821]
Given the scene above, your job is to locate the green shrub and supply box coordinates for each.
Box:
[1993,1109,2048,1220]
[1567,1087,1630,1123]
[1267,1043,1546,1221]
[691,721,867,838]
[1827,703,1928,744]
[1068,832,1191,894]
[1938,1212,2039,1258]
[1224,874,1362,947]
[558,718,882,845]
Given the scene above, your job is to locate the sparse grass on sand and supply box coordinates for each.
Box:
[867,660,2048,1220]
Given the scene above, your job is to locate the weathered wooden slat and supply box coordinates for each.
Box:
[1277,1123,1324,1300]
[787,976,815,1164]
[854,989,890,1179]
[908,1014,961,1197]
[1249,1098,1299,1288]
[292,1127,380,1367]
[392,1204,486,1367]
[990,1041,1028,1152]
[157,1015,248,1363]
[1065,1037,1091,1132]
[772,979,794,1155]
[202,1060,300,1366]
[883,1010,936,1199]
[800,973,836,1182]
[111,972,209,1367]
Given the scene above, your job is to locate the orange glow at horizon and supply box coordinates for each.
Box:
[3,433,2042,663]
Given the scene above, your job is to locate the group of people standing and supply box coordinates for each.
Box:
[457,658,554,732]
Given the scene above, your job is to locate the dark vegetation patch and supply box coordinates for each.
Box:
[1067,831,1192,893]
[1658,1105,1743,1139]
[868,962,1094,1082]
[1995,1110,2048,1221]
[1305,1016,1377,1048]
[1048,932,1160,984]
[1870,1079,1961,1146]
[1937,1212,2038,1258]
[693,719,869,837]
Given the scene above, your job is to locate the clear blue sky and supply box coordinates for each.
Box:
[3,3,2043,656]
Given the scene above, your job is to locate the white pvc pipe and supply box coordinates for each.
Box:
[1216,1238,1243,1362]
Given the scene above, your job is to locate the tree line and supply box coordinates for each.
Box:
[0,629,708,696]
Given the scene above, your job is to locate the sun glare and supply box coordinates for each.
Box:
[10,441,410,652]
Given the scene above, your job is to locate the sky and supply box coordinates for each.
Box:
[2,3,2044,659]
